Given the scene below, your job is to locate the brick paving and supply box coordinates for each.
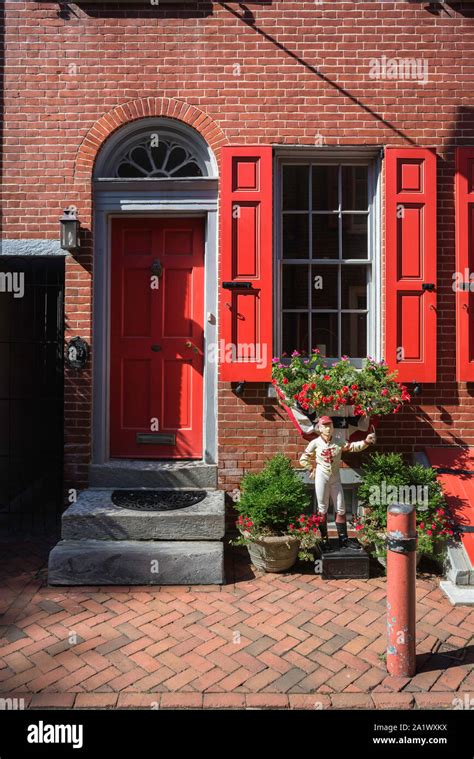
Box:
[0,534,473,709]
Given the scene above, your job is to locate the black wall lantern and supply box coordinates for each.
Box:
[60,207,80,251]
[234,381,246,397]
[66,337,89,370]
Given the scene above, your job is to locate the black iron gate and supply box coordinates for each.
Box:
[0,257,64,533]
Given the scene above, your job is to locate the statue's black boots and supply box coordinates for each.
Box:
[319,516,334,552]
[336,519,363,550]
[336,520,349,549]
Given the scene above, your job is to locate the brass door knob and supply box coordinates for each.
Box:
[185,340,199,354]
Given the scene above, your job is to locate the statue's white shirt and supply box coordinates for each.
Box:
[300,435,369,478]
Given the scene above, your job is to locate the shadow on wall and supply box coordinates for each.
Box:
[59,0,272,21]
[407,0,474,18]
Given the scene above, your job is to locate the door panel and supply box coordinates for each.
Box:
[110,217,204,459]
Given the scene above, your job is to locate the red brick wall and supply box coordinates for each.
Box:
[2,1,474,490]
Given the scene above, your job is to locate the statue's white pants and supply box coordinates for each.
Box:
[315,470,346,516]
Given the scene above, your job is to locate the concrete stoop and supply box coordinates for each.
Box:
[439,581,474,606]
[89,460,218,489]
[48,539,224,586]
[48,463,225,586]
[440,541,474,605]
[445,541,474,586]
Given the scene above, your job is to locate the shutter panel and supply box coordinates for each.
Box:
[385,147,437,382]
[456,148,474,382]
[219,146,273,381]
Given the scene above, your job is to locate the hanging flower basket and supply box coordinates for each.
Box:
[272,351,411,441]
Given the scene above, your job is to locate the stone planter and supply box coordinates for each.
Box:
[247,535,300,573]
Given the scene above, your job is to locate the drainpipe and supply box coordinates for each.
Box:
[386,502,417,677]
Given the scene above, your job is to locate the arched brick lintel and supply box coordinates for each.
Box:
[74,97,228,182]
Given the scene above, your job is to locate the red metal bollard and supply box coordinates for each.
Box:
[386,502,417,677]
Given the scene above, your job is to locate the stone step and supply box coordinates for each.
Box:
[48,539,224,585]
[61,488,225,542]
[440,580,474,607]
[315,538,370,580]
[89,460,217,489]
[445,541,474,586]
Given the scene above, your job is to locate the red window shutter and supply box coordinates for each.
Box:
[385,147,437,383]
[219,146,273,381]
[456,148,474,382]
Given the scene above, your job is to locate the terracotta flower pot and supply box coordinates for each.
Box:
[247,535,300,573]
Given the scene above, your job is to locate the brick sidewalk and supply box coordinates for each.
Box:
[0,535,473,709]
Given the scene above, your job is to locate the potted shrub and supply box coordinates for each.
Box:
[233,454,319,572]
[353,452,455,568]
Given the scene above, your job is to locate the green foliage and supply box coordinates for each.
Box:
[357,452,409,528]
[354,452,455,559]
[235,454,310,535]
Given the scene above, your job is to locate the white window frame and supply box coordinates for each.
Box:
[273,147,382,367]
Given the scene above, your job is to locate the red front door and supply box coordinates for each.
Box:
[110,217,204,459]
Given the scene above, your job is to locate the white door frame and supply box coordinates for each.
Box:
[92,178,219,465]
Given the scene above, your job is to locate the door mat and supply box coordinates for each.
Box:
[111,490,207,511]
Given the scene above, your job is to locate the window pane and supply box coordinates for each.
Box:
[342,215,368,259]
[312,166,338,211]
[312,265,338,309]
[283,165,309,211]
[282,313,309,355]
[282,265,309,309]
[342,166,368,210]
[341,266,367,309]
[311,313,338,357]
[341,313,367,357]
[313,214,338,259]
[283,215,309,259]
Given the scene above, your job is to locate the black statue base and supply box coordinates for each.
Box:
[316,538,370,580]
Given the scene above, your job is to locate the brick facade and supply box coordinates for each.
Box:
[2,1,474,492]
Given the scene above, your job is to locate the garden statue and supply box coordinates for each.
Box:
[300,415,376,551]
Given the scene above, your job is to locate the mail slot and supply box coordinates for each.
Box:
[136,433,176,445]
[222,282,253,290]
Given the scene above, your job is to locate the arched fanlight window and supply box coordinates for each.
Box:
[116,138,203,179]
[94,117,217,180]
